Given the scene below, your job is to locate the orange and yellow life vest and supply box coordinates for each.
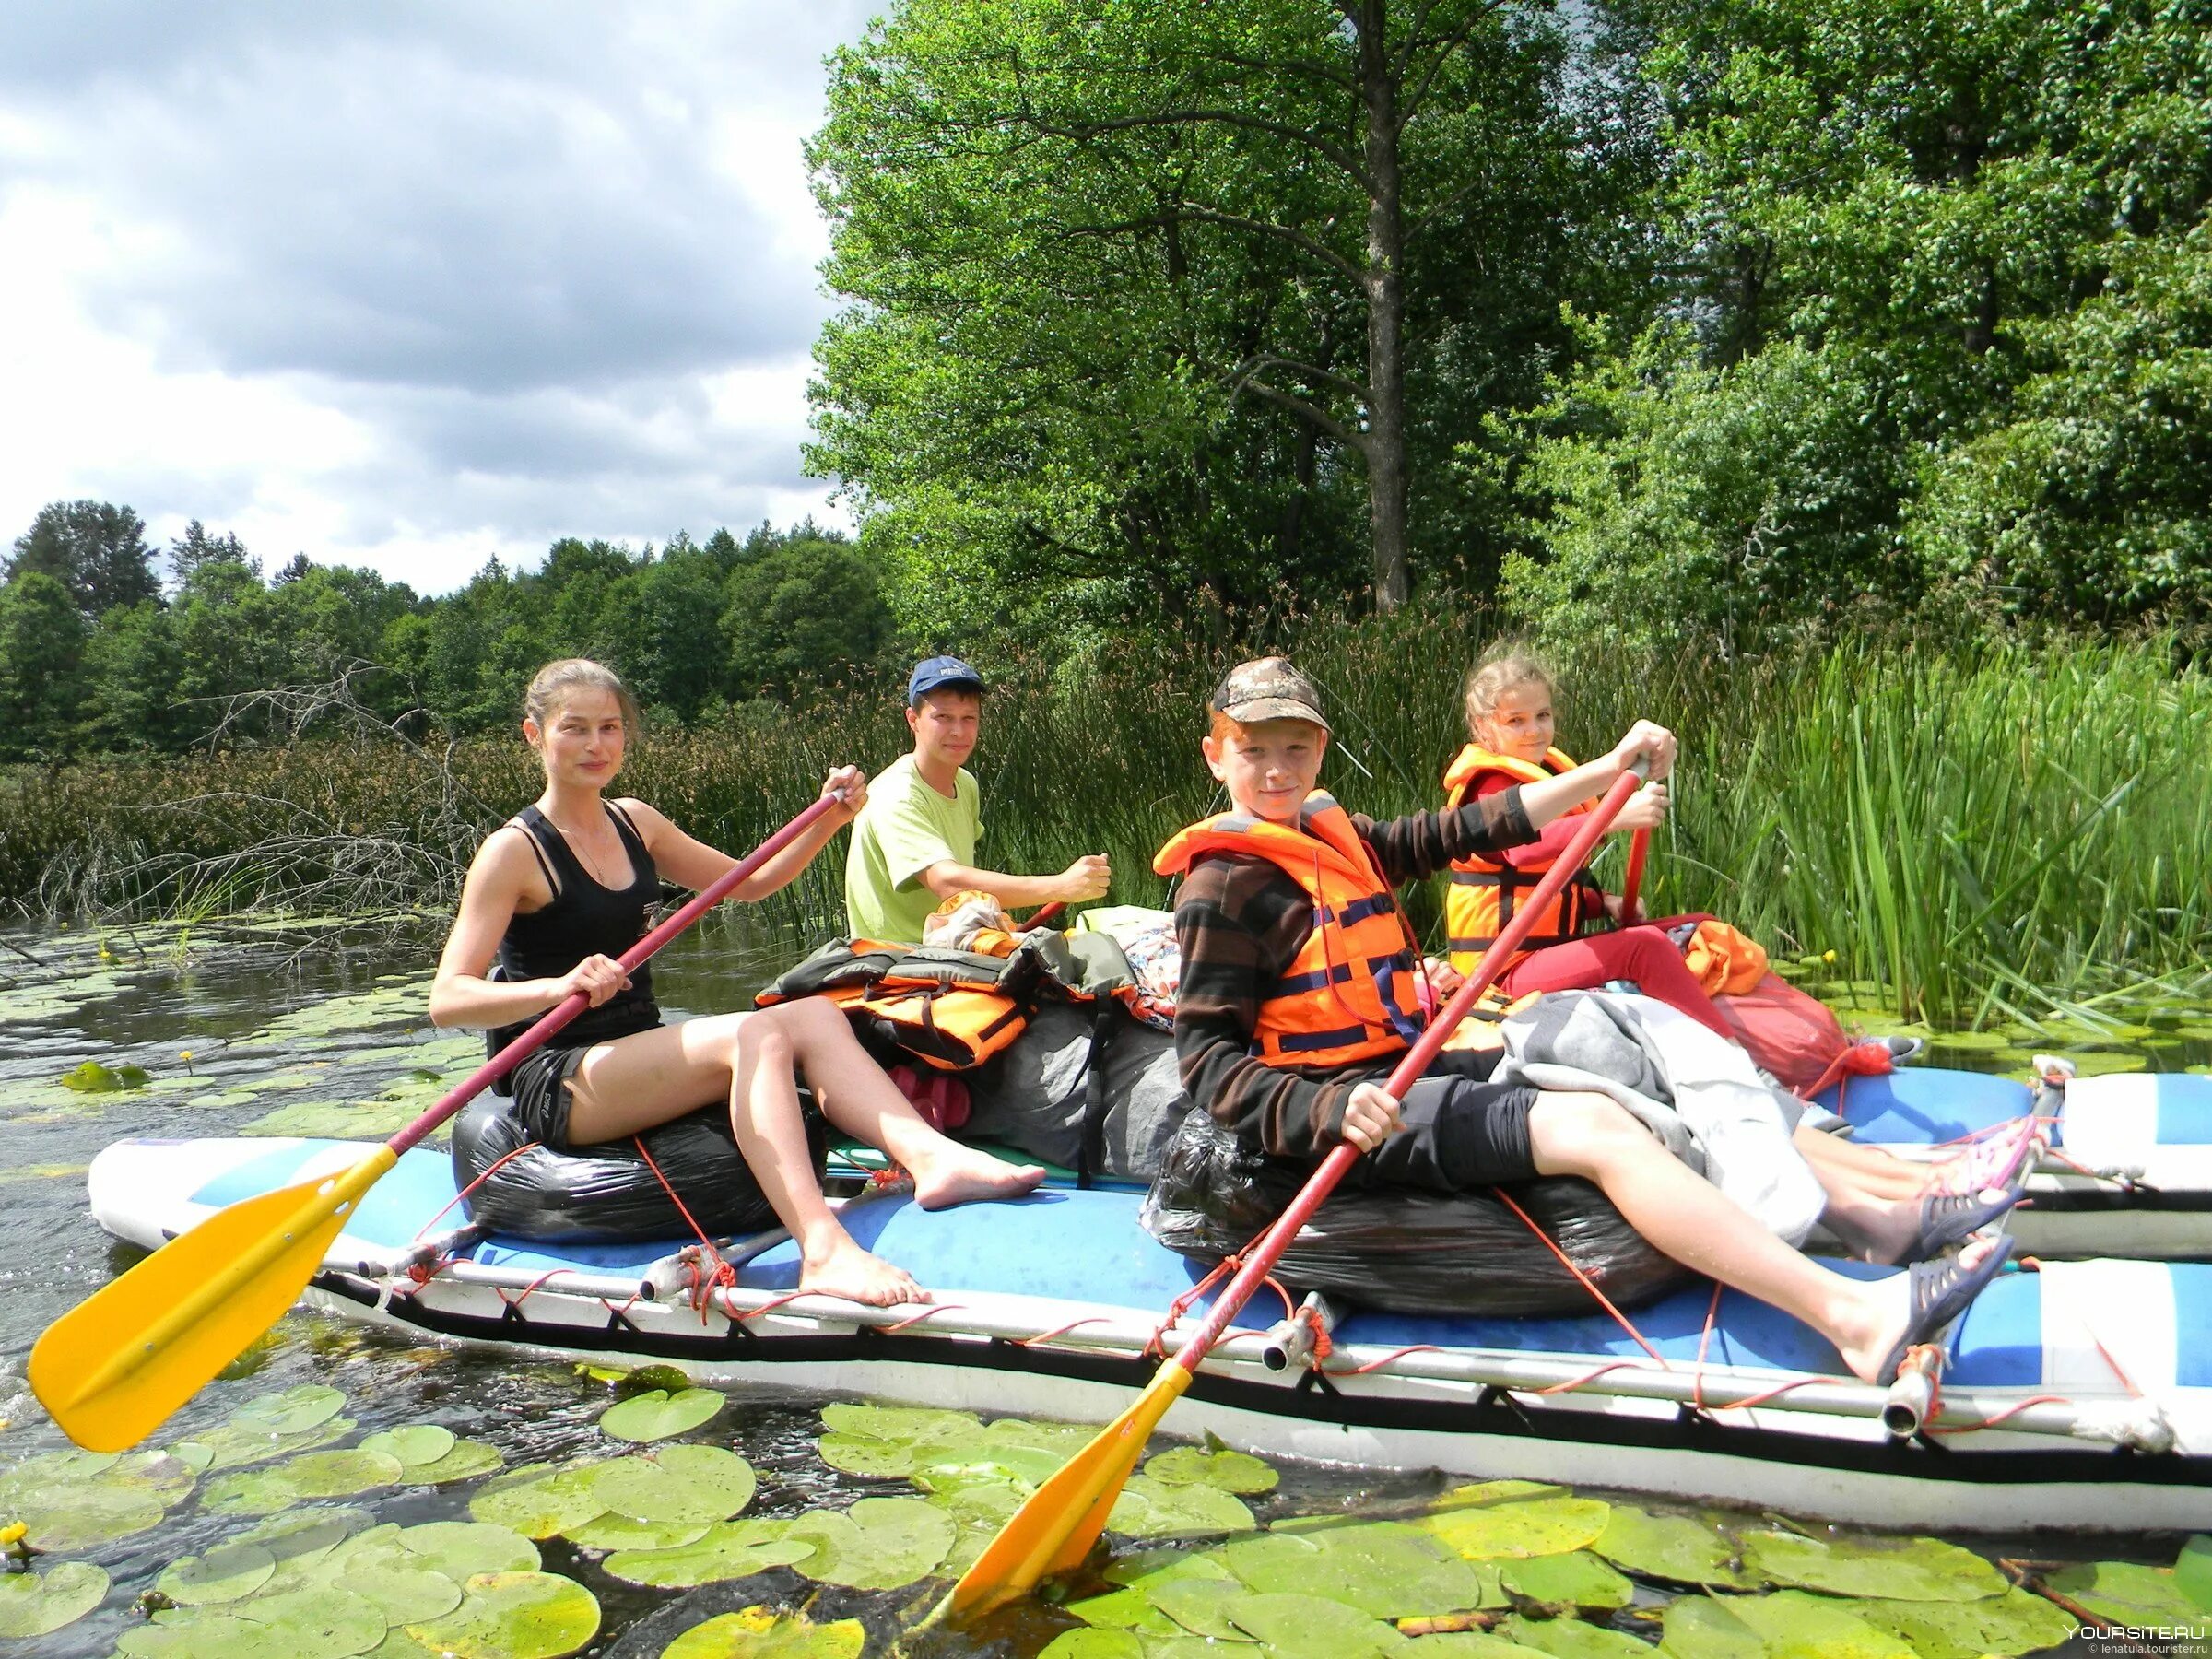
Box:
[1441,744,1604,975]
[755,939,1036,1073]
[1154,792,1430,1070]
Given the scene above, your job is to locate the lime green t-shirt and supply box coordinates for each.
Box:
[843,753,982,944]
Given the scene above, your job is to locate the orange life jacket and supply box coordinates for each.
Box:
[1154,792,1430,1070]
[1441,744,1603,975]
[755,939,1034,1073]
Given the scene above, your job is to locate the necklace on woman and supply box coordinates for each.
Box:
[544,806,630,889]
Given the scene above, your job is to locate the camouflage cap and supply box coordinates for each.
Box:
[1209,656,1330,733]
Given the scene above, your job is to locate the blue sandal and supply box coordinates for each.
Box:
[1879,1235,2016,1382]
[1906,1189,2018,1263]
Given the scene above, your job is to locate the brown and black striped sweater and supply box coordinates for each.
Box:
[1171,788,1538,1159]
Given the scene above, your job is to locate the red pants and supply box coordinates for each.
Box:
[1498,925,1735,1041]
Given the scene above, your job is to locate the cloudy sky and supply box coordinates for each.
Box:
[0,3,876,594]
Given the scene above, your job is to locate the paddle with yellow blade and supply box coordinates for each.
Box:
[936,760,1654,1625]
[30,792,846,1453]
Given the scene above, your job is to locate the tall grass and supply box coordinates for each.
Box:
[4,618,2206,1025]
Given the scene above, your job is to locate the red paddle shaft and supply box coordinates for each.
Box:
[1621,828,1651,920]
[1163,766,1651,1374]
[387,794,842,1157]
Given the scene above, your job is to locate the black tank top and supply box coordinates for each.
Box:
[487,801,665,1085]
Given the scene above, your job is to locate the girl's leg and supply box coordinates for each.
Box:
[559,1015,949,1306]
[1796,1128,1936,1200]
[1500,927,1737,1041]
[763,998,1044,1209]
[1526,1090,1996,1382]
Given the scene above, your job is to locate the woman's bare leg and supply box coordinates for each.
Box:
[1528,1091,1997,1382]
[1796,1127,1935,1200]
[563,1016,917,1305]
[765,997,1044,1210]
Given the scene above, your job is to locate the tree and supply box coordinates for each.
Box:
[810,0,1615,622]
[723,537,894,703]
[0,572,88,758]
[168,520,254,588]
[78,602,186,750]
[6,500,160,618]
[1504,0,2212,639]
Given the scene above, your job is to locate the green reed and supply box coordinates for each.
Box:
[4,620,2206,1027]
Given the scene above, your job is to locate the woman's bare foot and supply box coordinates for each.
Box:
[1835,1236,2005,1383]
[797,1232,926,1307]
[910,1145,1046,1210]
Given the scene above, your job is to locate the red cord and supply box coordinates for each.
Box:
[1495,1188,1671,1368]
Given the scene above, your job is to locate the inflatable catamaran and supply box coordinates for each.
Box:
[85,1125,2212,1538]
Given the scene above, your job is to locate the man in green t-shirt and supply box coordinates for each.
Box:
[844,655,1112,943]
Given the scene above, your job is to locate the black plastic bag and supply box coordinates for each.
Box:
[452,1093,826,1242]
[1138,1109,1688,1318]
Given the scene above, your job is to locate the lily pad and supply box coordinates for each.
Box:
[0,1559,110,1638]
[1144,1446,1279,1494]
[1723,1589,1918,1656]
[395,1520,542,1577]
[1041,1634,1146,1659]
[231,1384,347,1435]
[59,1059,151,1092]
[818,1402,978,1442]
[1067,1585,1188,1635]
[1106,1545,1238,1589]
[650,1442,758,1519]
[784,1496,957,1589]
[1659,1594,1767,1659]
[360,1425,457,1468]
[156,1540,277,1605]
[1853,1587,2080,1658]
[182,1414,357,1472]
[150,1587,389,1658]
[287,1446,407,1497]
[469,1466,610,1539]
[1500,1552,1633,1612]
[1148,1577,1259,1641]
[603,1518,814,1588]
[1591,1505,1766,1590]
[237,1505,377,1563]
[1232,1520,1502,1618]
[1496,1615,1651,1657]
[1743,1529,2006,1602]
[1111,1474,1256,1539]
[566,1512,712,1552]
[13,1481,166,1548]
[308,1527,468,1623]
[601,1387,724,1442]
[406,1571,600,1659]
[1224,1591,1409,1655]
[2043,1560,2212,1631]
[662,1606,868,1658]
[409,1438,506,1485]
[1418,1485,1611,1560]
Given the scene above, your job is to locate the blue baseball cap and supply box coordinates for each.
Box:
[908,654,985,705]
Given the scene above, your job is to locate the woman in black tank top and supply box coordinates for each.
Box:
[430,658,1043,1307]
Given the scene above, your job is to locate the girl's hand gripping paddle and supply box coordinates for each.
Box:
[30,794,843,1452]
[936,763,1653,1626]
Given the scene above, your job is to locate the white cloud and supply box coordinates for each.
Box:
[0,4,873,593]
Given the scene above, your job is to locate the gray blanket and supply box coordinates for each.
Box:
[1495,991,1826,1246]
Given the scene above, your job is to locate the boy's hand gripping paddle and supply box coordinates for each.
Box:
[937,764,1653,1625]
[30,794,844,1452]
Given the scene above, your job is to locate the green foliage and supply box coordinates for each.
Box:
[0,570,88,759]
[1500,0,2212,642]
[809,0,1639,630]
[6,499,159,617]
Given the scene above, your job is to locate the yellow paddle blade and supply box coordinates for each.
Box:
[30,1148,397,1452]
[936,1361,1194,1627]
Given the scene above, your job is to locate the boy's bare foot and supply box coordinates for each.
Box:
[911,1145,1046,1210]
[1838,1236,2006,1383]
[798,1234,926,1307]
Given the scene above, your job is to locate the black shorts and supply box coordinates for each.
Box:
[1335,1048,1539,1194]
[506,1046,590,1153]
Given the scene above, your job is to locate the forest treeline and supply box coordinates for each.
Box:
[4,0,2208,761]
[0,505,893,759]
